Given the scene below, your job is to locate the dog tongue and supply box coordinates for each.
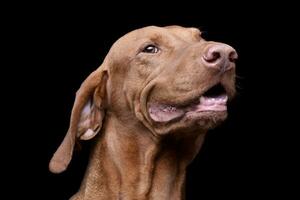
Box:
[149,104,184,122]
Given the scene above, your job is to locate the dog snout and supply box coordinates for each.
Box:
[202,43,238,72]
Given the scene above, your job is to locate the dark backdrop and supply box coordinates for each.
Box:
[4,3,295,200]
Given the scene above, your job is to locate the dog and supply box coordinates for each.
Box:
[49,25,237,200]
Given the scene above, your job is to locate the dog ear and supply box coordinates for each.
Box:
[49,66,108,174]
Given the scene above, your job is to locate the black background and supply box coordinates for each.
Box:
[4,3,296,200]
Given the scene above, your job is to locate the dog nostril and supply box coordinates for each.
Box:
[203,44,237,71]
[229,50,238,63]
[203,51,221,63]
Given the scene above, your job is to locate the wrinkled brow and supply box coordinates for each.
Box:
[165,26,202,42]
[142,33,176,50]
[148,33,169,44]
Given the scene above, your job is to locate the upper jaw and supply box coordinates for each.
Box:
[148,81,234,123]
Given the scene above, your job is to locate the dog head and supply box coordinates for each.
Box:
[49,25,237,173]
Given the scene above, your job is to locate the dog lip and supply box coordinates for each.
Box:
[148,94,228,122]
[176,82,230,108]
[147,82,231,122]
[148,103,185,122]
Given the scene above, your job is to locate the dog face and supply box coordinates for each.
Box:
[49,25,237,173]
[105,26,237,135]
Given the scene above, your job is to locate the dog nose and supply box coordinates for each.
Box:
[202,44,238,72]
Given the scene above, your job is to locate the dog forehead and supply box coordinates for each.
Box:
[116,26,200,46]
[164,25,202,40]
[136,26,200,41]
[107,26,202,58]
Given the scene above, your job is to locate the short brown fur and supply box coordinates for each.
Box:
[49,25,237,200]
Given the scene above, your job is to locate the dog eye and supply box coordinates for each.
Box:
[142,45,159,54]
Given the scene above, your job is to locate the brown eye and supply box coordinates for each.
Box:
[142,45,159,53]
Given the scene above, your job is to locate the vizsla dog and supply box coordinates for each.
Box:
[49,25,237,200]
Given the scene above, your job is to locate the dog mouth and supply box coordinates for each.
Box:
[148,83,229,122]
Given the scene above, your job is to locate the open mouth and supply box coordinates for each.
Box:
[188,83,228,112]
[149,83,229,122]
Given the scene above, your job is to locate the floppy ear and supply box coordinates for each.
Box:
[49,66,108,174]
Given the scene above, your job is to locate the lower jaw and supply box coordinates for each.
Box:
[186,109,227,122]
[186,109,227,118]
[179,109,228,130]
[151,109,228,125]
[162,110,227,131]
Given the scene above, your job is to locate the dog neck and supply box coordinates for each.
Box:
[75,114,206,200]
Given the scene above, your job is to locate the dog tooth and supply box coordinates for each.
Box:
[222,95,228,101]
[200,96,206,103]
[205,99,212,105]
